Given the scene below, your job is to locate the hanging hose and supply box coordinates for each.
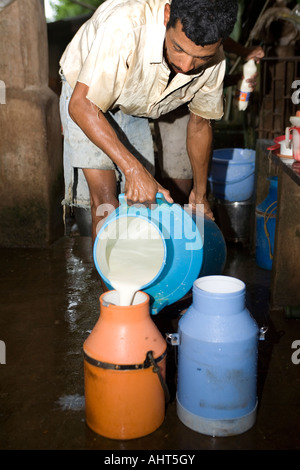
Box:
[263,200,277,261]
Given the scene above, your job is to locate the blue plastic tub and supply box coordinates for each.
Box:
[208,148,256,201]
[93,193,226,314]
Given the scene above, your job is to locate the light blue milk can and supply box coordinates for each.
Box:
[93,194,227,314]
[168,275,267,436]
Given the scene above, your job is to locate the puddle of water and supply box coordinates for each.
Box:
[56,394,85,411]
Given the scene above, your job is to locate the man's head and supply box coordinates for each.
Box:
[163,0,238,75]
[166,0,238,46]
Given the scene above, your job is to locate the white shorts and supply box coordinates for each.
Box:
[59,77,155,208]
[156,106,193,180]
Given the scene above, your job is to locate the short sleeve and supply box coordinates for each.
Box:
[61,15,135,112]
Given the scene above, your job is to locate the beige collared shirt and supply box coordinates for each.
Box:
[60,0,225,120]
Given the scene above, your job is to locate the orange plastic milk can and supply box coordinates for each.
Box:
[83,290,168,440]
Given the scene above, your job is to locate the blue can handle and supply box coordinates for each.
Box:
[118,192,166,205]
[208,168,255,185]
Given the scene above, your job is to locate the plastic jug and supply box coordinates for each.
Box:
[292,126,300,161]
[284,112,300,161]
[93,193,227,314]
[235,59,257,111]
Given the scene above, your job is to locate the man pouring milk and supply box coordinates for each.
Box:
[59,0,240,245]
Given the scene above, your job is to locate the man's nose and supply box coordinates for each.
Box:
[178,55,194,73]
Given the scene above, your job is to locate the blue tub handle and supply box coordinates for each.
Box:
[118,192,165,204]
[208,170,255,185]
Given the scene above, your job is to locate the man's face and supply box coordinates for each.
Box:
[164,5,221,75]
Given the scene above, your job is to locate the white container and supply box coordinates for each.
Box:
[235,59,257,111]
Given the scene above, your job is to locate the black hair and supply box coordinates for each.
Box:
[167,0,238,46]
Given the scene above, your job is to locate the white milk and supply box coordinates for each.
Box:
[102,217,165,306]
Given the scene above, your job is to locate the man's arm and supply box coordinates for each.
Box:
[223,37,264,62]
[223,38,265,88]
[68,81,173,205]
[186,112,214,220]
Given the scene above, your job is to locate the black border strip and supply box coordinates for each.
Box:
[83,350,167,371]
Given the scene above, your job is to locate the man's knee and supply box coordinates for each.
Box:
[83,168,118,212]
[90,194,118,217]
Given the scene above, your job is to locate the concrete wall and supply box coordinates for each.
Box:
[0,0,63,247]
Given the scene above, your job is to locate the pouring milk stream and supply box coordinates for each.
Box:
[104,217,165,306]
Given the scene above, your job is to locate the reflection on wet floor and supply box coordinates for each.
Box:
[0,234,300,450]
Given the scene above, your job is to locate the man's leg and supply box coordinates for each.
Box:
[82,168,119,292]
[159,177,193,206]
[156,107,193,205]
[82,168,118,244]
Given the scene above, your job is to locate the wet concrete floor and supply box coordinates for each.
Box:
[1,230,300,451]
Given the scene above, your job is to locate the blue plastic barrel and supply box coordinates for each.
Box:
[255,176,278,270]
[208,148,256,201]
[176,275,259,436]
[93,194,226,315]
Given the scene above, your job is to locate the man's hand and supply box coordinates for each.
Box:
[244,45,265,90]
[246,71,259,91]
[124,162,173,206]
[186,113,214,220]
[244,45,265,63]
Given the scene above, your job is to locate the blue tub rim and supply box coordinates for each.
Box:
[93,212,167,292]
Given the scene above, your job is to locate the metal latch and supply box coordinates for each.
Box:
[259,326,268,340]
[165,333,180,346]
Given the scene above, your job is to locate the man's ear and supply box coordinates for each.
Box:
[164,3,171,26]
